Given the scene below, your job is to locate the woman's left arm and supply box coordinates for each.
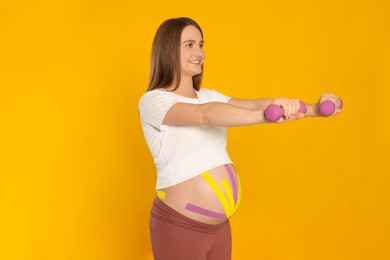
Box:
[228,93,342,117]
[227,98,274,110]
[305,93,343,117]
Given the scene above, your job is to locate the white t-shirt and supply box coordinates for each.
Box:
[138,88,233,190]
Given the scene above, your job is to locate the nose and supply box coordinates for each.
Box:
[194,46,204,58]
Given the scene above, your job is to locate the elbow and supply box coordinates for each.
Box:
[199,104,211,125]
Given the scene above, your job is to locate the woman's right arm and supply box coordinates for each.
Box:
[162,102,267,127]
[162,97,303,127]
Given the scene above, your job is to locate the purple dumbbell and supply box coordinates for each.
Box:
[265,101,307,122]
[320,99,343,116]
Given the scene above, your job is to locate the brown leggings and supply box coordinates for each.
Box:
[150,197,232,260]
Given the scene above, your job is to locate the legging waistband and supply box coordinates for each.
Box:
[151,197,229,234]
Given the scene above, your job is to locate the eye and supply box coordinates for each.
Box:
[200,43,204,48]
[187,43,193,48]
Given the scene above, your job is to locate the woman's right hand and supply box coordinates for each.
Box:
[271,97,305,122]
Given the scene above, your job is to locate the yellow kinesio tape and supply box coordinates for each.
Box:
[157,190,166,200]
[221,179,235,212]
[201,172,239,218]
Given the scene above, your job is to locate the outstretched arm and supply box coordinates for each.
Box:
[162,93,342,127]
[228,98,274,111]
[305,93,343,117]
[162,101,267,127]
[228,93,342,118]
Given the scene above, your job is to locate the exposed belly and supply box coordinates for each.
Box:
[157,164,242,224]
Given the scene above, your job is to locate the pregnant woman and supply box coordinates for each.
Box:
[138,17,342,260]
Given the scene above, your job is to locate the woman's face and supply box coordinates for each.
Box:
[180,25,205,79]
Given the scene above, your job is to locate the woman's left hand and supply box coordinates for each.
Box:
[315,93,343,116]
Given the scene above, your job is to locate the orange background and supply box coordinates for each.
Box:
[1,0,389,259]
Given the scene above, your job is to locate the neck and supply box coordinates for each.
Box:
[172,76,197,98]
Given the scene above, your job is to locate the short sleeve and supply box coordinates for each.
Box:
[138,90,178,130]
[198,88,231,103]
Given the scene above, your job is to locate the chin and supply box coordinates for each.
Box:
[192,70,202,76]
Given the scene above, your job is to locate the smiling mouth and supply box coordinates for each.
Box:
[189,60,202,64]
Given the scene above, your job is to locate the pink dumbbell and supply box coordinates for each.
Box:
[265,101,307,122]
[320,99,343,116]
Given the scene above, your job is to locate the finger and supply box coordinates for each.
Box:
[275,97,288,116]
[281,98,290,117]
[286,99,300,118]
[282,98,294,117]
[296,112,305,119]
[337,98,343,109]
[293,99,300,114]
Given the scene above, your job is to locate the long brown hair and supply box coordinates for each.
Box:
[147,17,204,92]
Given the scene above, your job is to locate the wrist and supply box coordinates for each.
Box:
[305,103,320,117]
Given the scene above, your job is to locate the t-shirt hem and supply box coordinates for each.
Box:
[155,159,234,190]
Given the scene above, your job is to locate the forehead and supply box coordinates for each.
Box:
[181,25,203,42]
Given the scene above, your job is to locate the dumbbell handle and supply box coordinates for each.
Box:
[320,99,343,116]
[264,101,307,122]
